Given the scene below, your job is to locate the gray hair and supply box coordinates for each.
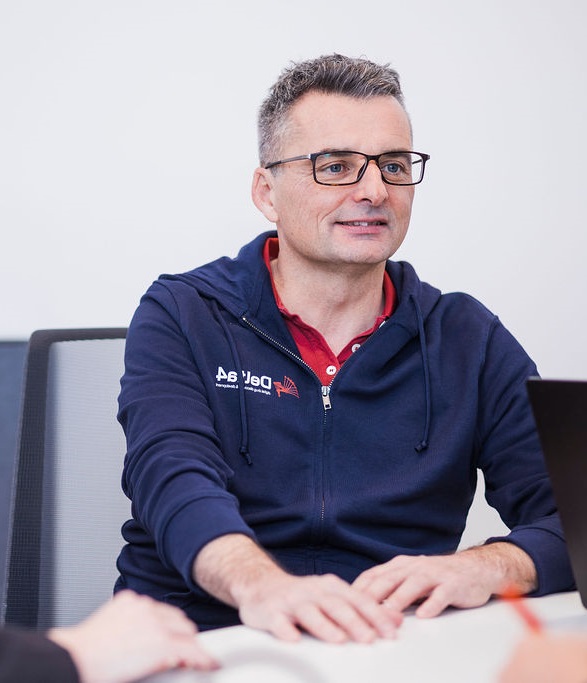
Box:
[258,54,406,166]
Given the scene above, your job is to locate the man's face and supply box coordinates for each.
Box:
[253,91,416,270]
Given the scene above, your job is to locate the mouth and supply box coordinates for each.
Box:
[337,220,387,226]
[336,220,388,232]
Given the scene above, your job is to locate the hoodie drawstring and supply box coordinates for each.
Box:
[411,295,431,453]
[211,300,252,465]
[211,296,430,460]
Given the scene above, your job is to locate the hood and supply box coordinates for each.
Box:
[160,232,274,320]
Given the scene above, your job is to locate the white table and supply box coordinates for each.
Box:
[143,592,587,683]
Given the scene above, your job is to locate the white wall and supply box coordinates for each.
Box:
[2,0,586,379]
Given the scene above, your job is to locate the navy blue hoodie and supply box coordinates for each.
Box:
[115,231,574,629]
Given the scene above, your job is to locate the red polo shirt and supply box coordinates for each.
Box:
[263,237,396,385]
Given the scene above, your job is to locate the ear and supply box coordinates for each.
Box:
[251,167,279,223]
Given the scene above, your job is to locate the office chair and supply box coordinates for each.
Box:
[3,328,129,629]
[0,340,28,619]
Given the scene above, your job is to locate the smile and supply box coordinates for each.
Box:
[338,221,386,227]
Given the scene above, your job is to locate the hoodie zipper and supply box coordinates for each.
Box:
[243,315,332,543]
[241,314,392,541]
[242,315,334,409]
[242,315,390,411]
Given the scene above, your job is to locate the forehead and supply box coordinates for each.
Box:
[282,91,412,154]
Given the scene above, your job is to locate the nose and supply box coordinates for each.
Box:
[352,159,388,205]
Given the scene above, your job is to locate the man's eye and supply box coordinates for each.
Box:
[324,163,345,174]
[383,162,402,174]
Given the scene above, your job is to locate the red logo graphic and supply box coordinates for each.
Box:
[274,376,299,398]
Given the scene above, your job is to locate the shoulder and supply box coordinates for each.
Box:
[389,260,498,326]
[438,290,498,323]
[137,232,273,318]
[390,261,529,358]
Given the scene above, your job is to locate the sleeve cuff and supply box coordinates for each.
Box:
[486,527,575,596]
[160,496,258,590]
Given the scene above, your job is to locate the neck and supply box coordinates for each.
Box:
[271,257,387,356]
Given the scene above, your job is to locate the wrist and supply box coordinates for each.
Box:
[229,557,290,607]
[193,533,287,608]
[461,541,538,595]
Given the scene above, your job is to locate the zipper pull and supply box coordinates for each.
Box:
[321,385,332,410]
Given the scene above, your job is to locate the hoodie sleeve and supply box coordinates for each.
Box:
[475,318,575,595]
[118,281,257,591]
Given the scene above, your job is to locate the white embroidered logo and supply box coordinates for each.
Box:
[215,366,299,398]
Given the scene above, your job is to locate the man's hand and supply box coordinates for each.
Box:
[193,534,402,643]
[237,570,402,643]
[352,542,538,618]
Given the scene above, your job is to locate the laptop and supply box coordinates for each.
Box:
[527,378,587,608]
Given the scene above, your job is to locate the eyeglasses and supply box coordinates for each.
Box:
[264,150,430,186]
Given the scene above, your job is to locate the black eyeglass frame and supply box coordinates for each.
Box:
[263,150,431,187]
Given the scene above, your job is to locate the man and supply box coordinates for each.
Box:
[115,54,574,644]
[0,590,217,682]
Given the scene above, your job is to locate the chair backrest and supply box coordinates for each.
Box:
[0,341,28,616]
[3,329,129,629]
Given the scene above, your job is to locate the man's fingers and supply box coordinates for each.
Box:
[413,587,452,618]
[240,573,402,644]
[319,579,401,642]
[353,564,405,603]
[268,613,304,642]
[352,593,402,638]
[295,602,351,643]
[382,578,434,614]
[293,599,396,644]
[355,552,500,618]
